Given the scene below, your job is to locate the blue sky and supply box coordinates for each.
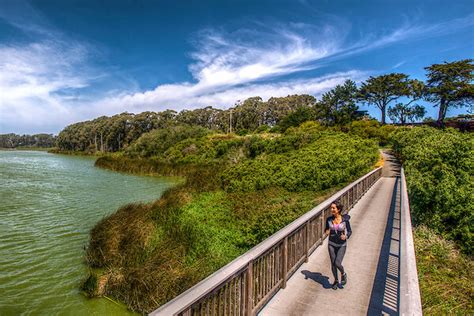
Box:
[0,0,473,134]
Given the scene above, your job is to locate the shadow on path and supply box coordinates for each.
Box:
[367,174,401,316]
[301,270,333,289]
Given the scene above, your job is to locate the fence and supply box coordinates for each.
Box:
[151,167,383,316]
[399,167,422,315]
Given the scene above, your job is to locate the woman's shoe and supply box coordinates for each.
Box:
[332,281,338,290]
[341,273,347,286]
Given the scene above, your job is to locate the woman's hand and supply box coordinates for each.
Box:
[340,234,346,241]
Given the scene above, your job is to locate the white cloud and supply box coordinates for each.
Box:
[0,40,95,133]
[96,70,367,115]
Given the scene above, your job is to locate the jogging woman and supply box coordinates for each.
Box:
[325,201,352,290]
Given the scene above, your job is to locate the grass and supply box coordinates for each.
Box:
[414,225,473,315]
[82,181,348,313]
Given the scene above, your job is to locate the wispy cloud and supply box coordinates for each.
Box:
[0,40,93,133]
[187,26,341,87]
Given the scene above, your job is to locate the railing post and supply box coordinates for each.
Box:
[321,212,325,239]
[305,221,309,262]
[245,261,253,315]
[281,237,288,289]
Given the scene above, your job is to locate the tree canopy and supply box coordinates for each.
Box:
[358,73,420,124]
[424,59,474,125]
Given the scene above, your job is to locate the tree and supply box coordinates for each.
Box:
[277,106,316,131]
[264,94,316,126]
[388,103,426,124]
[232,97,265,132]
[424,59,474,126]
[358,73,415,124]
[318,80,359,125]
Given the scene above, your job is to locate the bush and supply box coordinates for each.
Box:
[348,120,396,145]
[126,125,210,158]
[221,132,379,192]
[390,127,474,254]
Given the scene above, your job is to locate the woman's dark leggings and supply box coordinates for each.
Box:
[328,244,346,281]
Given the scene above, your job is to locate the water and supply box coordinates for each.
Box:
[0,151,177,315]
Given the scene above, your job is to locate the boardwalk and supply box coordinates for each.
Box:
[259,152,402,316]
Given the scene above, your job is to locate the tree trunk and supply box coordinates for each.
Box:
[381,105,386,125]
[437,97,447,127]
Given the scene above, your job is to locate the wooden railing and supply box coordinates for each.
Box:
[399,167,422,315]
[151,167,383,316]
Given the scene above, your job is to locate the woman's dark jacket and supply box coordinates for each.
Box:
[325,214,352,246]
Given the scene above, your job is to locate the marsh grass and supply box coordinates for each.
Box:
[414,225,473,315]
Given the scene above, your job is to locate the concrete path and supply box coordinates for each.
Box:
[259,152,401,316]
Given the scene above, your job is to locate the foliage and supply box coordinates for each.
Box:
[346,120,396,146]
[221,132,378,192]
[125,125,210,158]
[0,133,56,148]
[317,79,360,126]
[414,225,473,315]
[388,103,426,124]
[390,126,473,254]
[358,73,423,124]
[424,59,474,125]
[277,106,317,132]
[54,59,473,154]
[56,111,177,152]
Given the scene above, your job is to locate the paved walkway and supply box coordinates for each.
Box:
[259,152,401,316]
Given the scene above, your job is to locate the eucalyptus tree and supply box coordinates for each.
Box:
[424,59,474,126]
[265,94,317,126]
[231,97,265,132]
[176,106,223,130]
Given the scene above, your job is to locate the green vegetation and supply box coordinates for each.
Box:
[390,126,473,255]
[414,226,473,315]
[83,125,379,313]
[0,133,56,148]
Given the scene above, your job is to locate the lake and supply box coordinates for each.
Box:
[0,151,177,315]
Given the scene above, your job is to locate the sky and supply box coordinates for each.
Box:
[0,0,473,134]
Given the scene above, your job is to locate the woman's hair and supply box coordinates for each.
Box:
[331,200,344,214]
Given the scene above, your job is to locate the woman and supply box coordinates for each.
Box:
[325,201,352,290]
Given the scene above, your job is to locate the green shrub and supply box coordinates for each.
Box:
[222,133,379,192]
[390,127,474,254]
[126,125,210,157]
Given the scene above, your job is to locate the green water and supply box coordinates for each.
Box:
[0,151,177,315]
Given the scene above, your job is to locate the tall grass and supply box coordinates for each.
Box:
[414,226,473,314]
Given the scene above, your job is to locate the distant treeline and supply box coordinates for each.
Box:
[0,133,57,148]
[56,91,368,152]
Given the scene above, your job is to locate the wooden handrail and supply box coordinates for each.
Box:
[399,167,423,315]
[151,167,383,316]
